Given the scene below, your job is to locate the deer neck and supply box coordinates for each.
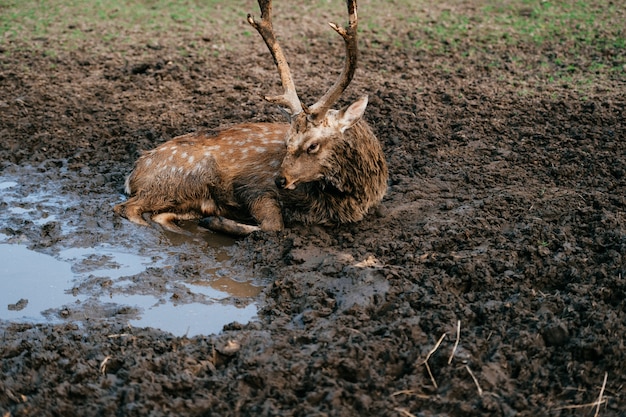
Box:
[323,121,385,197]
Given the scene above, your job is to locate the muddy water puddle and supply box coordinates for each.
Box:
[0,165,262,336]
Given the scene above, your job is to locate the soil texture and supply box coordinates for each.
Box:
[1,2,625,416]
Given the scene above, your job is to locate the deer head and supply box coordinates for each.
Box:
[248,0,365,191]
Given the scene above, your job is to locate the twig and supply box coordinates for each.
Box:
[107,333,133,338]
[554,372,609,413]
[555,398,608,411]
[394,407,417,417]
[448,320,461,364]
[556,401,607,411]
[347,327,365,336]
[421,333,447,389]
[423,359,436,389]
[465,365,483,396]
[99,355,111,375]
[391,389,430,400]
[594,372,608,417]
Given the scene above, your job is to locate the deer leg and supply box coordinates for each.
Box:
[199,195,283,236]
[199,217,262,236]
[151,212,200,235]
[248,194,284,232]
[114,199,150,227]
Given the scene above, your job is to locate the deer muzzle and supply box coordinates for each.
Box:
[275,175,297,190]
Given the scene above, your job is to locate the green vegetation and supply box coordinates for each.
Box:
[0,0,248,52]
[372,0,625,84]
[2,0,623,55]
[364,0,625,53]
[0,0,237,32]
[0,0,623,86]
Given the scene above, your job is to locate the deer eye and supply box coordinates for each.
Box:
[307,143,320,154]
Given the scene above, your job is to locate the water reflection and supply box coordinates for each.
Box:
[0,243,260,336]
[0,168,262,336]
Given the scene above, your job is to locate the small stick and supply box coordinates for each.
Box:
[391,389,430,400]
[448,320,461,364]
[422,333,446,389]
[99,355,111,375]
[594,372,608,417]
[108,333,133,338]
[556,404,603,411]
[394,407,418,417]
[465,365,483,396]
[555,372,609,412]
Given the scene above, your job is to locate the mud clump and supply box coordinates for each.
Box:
[1,8,626,417]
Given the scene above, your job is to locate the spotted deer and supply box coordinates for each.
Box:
[113,0,388,236]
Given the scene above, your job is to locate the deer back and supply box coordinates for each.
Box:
[124,123,288,216]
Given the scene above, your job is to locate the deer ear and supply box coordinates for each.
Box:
[337,96,368,133]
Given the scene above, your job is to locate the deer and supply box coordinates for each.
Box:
[113,0,388,236]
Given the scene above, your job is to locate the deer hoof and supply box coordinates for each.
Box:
[199,216,261,237]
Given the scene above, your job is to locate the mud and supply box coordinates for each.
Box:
[1,3,626,416]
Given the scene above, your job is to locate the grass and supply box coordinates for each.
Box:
[0,0,623,86]
[0,0,249,52]
[2,0,624,53]
[375,0,626,52]
[363,0,625,84]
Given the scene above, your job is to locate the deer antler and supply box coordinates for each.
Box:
[248,0,303,116]
[307,0,359,123]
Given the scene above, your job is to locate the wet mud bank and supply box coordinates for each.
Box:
[1,8,626,417]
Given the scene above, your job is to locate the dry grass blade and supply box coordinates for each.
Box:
[391,389,430,400]
[99,355,111,375]
[554,372,609,413]
[107,333,133,338]
[420,332,446,389]
[465,365,483,396]
[448,320,461,364]
[595,372,608,417]
[394,407,418,417]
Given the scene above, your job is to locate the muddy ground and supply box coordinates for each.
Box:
[1,2,626,416]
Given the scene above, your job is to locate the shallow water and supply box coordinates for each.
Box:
[0,166,262,336]
[1,244,76,321]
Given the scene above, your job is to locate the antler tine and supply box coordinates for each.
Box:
[248,0,303,116]
[307,0,359,123]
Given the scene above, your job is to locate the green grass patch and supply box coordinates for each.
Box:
[0,0,249,52]
[369,0,624,89]
[0,0,623,87]
[363,1,624,67]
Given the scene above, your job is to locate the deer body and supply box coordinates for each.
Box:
[116,123,289,234]
[114,0,388,235]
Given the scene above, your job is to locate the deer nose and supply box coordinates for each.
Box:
[275,176,287,189]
